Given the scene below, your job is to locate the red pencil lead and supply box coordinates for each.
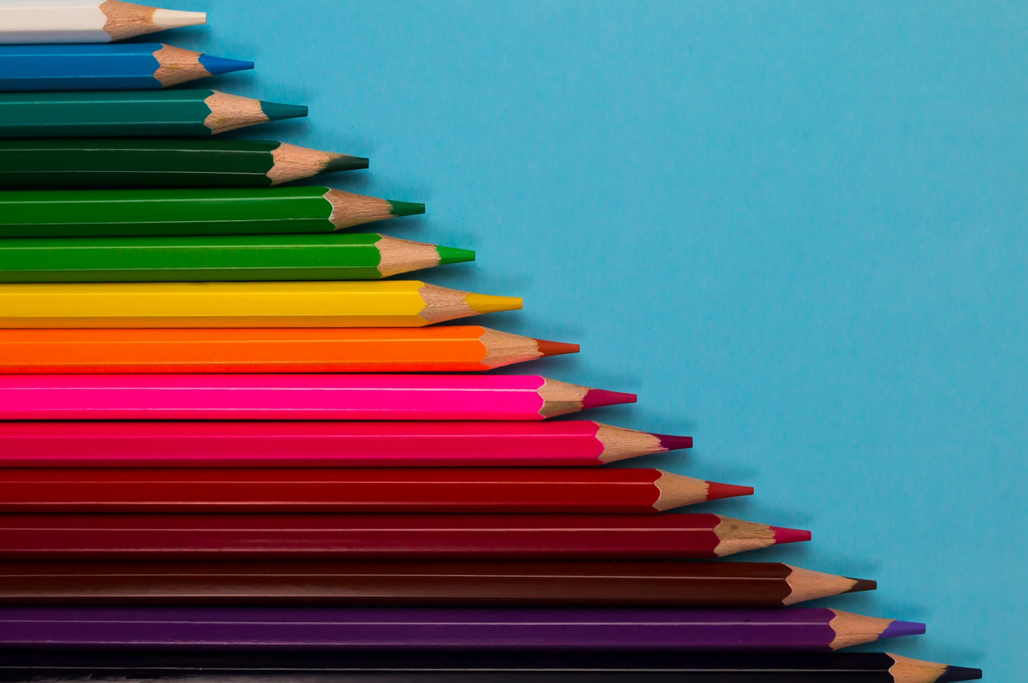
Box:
[582,388,637,409]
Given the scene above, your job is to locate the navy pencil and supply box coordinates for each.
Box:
[0,44,252,92]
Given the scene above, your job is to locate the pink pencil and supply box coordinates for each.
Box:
[0,375,635,421]
[0,421,690,468]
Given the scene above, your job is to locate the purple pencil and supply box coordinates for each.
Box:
[0,607,924,651]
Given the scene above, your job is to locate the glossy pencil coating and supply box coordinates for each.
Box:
[0,421,683,467]
[0,90,306,139]
[0,186,421,238]
[0,281,521,328]
[0,139,368,189]
[0,560,874,607]
[0,327,578,374]
[0,514,811,559]
[0,650,982,683]
[0,468,749,513]
[0,234,473,282]
[0,0,207,44]
[0,607,924,650]
[0,375,633,420]
[0,44,252,91]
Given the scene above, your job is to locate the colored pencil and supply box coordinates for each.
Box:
[0,281,521,328]
[0,139,369,189]
[0,421,685,467]
[0,560,874,607]
[0,90,307,138]
[0,234,474,283]
[0,44,252,92]
[0,186,422,238]
[0,468,749,514]
[0,327,579,374]
[0,607,925,651]
[0,374,633,420]
[0,514,811,559]
[0,0,206,44]
[0,650,980,683]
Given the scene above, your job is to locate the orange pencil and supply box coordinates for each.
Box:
[0,327,579,374]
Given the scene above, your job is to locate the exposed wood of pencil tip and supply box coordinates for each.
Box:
[783,565,876,605]
[479,328,550,368]
[537,377,590,418]
[888,654,949,683]
[417,284,479,324]
[269,144,354,185]
[712,516,777,557]
[828,609,894,650]
[376,236,444,278]
[325,189,399,229]
[152,44,207,88]
[203,91,268,135]
[652,471,714,511]
[595,423,668,463]
[101,0,205,41]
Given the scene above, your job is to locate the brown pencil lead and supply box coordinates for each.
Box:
[534,338,580,358]
[782,565,877,605]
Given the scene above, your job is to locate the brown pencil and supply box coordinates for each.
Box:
[0,560,874,607]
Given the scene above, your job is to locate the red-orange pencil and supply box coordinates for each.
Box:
[0,468,752,514]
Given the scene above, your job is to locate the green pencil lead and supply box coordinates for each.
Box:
[388,200,426,217]
[323,154,369,173]
[436,246,476,265]
[258,101,308,121]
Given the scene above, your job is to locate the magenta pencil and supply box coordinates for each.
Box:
[0,422,691,468]
[0,375,635,421]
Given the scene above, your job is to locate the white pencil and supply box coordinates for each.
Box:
[0,0,206,45]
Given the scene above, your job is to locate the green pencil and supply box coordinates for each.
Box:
[0,234,474,283]
[0,187,425,238]
[0,140,369,190]
[0,90,307,139]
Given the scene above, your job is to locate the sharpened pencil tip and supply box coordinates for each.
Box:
[705,481,754,501]
[937,666,984,682]
[436,246,476,265]
[845,577,877,594]
[388,200,426,217]
[259,101,308,122]
[772,526,812,545]
[880,620,926,640]
[534,339,580,358]
[198,54,254,76]
[152,9,206,29]
[465,293,522,314]
[655,433,693,451]
[582,389,637,409]
[323,155,370,173]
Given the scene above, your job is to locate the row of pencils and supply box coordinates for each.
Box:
[0,2,981,682]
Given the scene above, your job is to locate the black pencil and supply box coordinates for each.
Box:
[0,650,982,683]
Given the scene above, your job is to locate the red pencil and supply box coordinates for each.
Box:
[0,469,752,514]
[0,421,692,468]
[0,514,811,559]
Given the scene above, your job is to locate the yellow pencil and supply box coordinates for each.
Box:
[0,281,521,328]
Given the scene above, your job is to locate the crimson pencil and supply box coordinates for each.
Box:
[0,559,874,607]
[0,514,811,559]
[0,468,751,514]
[0,606,925,651]
[0,375,635,421]
[0,421,691,468]
[0,650,983,683]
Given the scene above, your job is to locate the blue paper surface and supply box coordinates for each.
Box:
[163,0,1025,677]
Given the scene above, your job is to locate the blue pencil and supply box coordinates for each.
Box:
[0,44,253,92]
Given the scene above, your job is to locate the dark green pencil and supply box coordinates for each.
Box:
[0,90,307,139]
[0,140,368,190]
[0,234,473,283]
[0,187,425,238]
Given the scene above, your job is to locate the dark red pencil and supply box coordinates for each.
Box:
[0,468,751,514]
[0,514,811,559]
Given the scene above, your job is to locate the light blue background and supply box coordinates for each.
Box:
[165,1,1023,678]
